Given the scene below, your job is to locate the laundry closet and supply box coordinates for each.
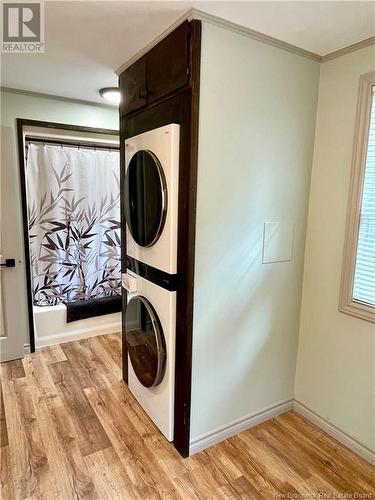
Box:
[119,17,320,457]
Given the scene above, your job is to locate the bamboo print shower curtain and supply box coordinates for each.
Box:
[26,143,121,306]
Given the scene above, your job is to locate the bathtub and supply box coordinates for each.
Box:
[33,303,122,348]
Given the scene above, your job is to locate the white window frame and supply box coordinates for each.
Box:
[340,71,375,323]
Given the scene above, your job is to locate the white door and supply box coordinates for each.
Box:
[0,125,29,362]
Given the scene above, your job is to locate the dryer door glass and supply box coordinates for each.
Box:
[125,295,167,387]
[125,150,167,247]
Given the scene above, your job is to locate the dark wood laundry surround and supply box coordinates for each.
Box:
[119,20,201,457]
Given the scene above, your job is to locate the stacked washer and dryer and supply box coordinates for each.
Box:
[122,124,180,441]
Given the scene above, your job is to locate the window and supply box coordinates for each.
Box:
[352,88,375,307]
[340,72,375,323]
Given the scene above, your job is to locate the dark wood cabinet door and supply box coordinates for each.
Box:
[146,21,190,105]
[120,57,147,116]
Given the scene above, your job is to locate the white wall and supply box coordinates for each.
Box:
[190,23,320,443]
[0,90,118,352]
[295,46,375,453]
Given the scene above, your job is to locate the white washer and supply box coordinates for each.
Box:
[123,270,176,441]
[125,124,180,274]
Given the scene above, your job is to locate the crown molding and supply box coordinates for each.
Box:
[0,86,117,109]
[189,8,321,62]
[115,9,194,75]
[115,8,375,75]
[321,36,375,63]
[115,8,321,75]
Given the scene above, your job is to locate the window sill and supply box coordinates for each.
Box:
[339,300,375,323]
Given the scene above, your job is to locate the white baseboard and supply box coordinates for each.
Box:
[189,399,294,455]
[189,398,374,465]
[293,400,375,466]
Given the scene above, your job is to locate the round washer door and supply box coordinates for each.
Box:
[125,150,167,247]
[125,295,167,388]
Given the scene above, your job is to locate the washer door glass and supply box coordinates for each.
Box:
[125,295,166,387]
[125,150,167,247]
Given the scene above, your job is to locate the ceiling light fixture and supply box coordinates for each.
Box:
[99,87,121,105]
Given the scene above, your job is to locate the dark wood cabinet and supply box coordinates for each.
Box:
[120,57,147,116]
[120,21,191,116]
[146,21,190,105]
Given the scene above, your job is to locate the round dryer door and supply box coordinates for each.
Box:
[125,150,167,247]
[125,295,167,388]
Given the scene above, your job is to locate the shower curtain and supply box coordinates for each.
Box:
[26,142,121,306]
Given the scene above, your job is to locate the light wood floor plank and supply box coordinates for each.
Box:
[1,377,55,499]
[84,384,180,499]
[273,416,375,494]
[1,332,373,500]
[232,434,301,496]
[218,439,293,498]
[230,475,266,499]
[39,345,67,366]
[82,447,140,500]
[48,360,112,457]
[279,411,375,486]
[1,445,16,500]
[21,355,97,499]
[236,429,309,492]
[0,386,9,448]
[1,360,25,381]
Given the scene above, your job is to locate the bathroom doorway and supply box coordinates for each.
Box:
[17,119,121,352]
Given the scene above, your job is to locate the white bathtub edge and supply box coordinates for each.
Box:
[35,319,122,348]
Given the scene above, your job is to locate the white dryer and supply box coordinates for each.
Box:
[123,270,176,441]
[125,124,180,275]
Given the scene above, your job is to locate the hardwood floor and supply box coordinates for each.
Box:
[1,332,374,499]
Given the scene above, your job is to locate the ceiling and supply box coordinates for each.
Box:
[2,1,374,105]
